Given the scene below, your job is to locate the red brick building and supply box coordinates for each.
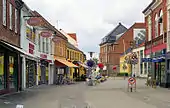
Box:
[143,0,167,87]
[99,23,145,76]
[0,0,23,94]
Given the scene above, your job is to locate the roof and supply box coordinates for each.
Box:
[142,0,156,14]
[67,33,77,41]
[100,23,127,46]
[67,42,83,53]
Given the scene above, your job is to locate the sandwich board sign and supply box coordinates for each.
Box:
[16,104,24,108]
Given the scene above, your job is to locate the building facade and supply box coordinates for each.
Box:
[99,23,127,76]
[0,0,24,94]
[143,0,167,87]
[66,42,87,81]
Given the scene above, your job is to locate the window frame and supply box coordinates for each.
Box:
[2,0,7,26]
[9,3,13,30]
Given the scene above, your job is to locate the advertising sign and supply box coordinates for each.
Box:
[27,17,43,26]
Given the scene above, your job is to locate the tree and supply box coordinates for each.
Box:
[93,57,99,64]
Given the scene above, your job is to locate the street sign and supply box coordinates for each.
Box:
[128,77,136,85]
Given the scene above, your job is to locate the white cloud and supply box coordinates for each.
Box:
[23,0,152,53]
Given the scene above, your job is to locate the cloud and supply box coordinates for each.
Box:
[23,0,152,53]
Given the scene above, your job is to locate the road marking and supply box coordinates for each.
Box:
[16,104,24,108]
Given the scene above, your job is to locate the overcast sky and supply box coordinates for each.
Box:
[23,0,152,58]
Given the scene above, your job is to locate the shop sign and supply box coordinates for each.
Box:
[52,37,62,43]
[40,31,52,37]
[40,54,47,59]
[27,17,43,26]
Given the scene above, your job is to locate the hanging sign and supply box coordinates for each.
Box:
[40,31,52,37]
[52,37,62,43]
[27,17,43,26]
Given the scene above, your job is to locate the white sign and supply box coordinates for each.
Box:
[16,105,24,108]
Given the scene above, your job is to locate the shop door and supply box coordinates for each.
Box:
[26,60,36,88]
[40,65,46,84]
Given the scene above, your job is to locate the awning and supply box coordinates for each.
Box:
[0,40,38,60]
[55,58,78,67]
[78,62,88,68]
[0,40,25,54]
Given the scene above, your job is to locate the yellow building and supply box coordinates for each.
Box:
[66,42,86,80]
[120,53,131,75]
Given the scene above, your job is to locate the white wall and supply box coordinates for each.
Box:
[132,46,147,77]
[20,7,38,56]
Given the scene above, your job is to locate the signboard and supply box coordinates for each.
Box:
[52,37,62,43]
[40,31,52,37]
[27,17,43,26]
[40,54,47,59]
[128,77,136,85]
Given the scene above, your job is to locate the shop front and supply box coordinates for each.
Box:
[38,54,52,85]
[54,58,78,84]
[143,49,166,87]
[0,41,22,94]
[25,59,37,88]
[165,52,170,88]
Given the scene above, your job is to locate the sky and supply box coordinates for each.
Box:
[23,0,152,59]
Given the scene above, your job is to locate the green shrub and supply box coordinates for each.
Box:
[117,73,129,77]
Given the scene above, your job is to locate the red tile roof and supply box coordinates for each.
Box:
[67,33,77,41]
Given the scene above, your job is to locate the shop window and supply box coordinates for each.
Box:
[140,64,143,74]
[0,53,4,90]
[9,56,14,88]
[144,63,147,74]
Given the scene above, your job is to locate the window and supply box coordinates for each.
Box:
[38,34,41,51]
[0,53,5,90]
[67,50,69,59]
[46,38,49,54]
[9,56,14,88]
[144,63,147,74]
[26,26,36,43]
[42,38,45,53]
[3,0,7,26]
[155,14,158,38]
[140,63,143,74]
[50,39,52,54]
[15,9,18,33]
[140,50,143,58]
[159,10,163,35]
[32,28,36,43]
[9,4,12,30]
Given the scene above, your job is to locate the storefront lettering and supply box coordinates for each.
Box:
[40,54,47,59]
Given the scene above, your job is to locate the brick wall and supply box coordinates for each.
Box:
[108,23,145,67]
[145,0,167,42]
[0,0,20,46]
